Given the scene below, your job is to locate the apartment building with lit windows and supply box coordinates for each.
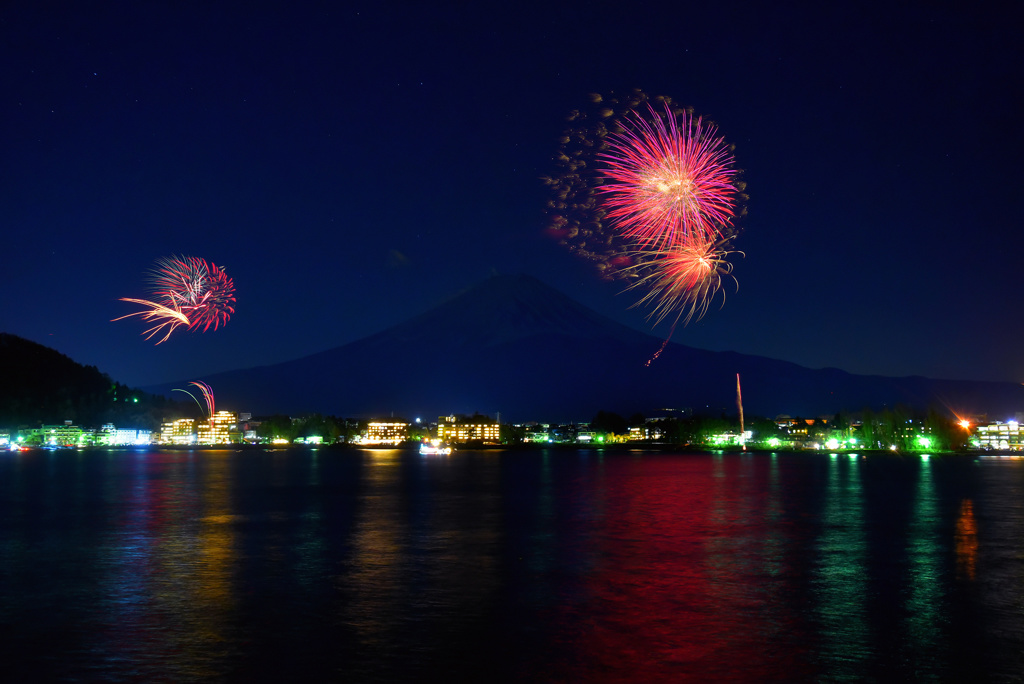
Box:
[365,421,409,445]
[437,415,500,444]
[99,424,152,446]
[27,421,86,447]
[197,411,238,444]
[975,421,1024,450]
[161,418,197,445]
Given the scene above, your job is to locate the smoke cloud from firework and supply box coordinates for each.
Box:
[151,255,236,333]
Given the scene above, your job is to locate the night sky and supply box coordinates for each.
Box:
[3,1,1021,389]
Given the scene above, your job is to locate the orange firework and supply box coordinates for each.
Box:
[111,298,191,345]
[621,238,740,327]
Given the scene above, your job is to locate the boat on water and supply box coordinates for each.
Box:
[419,440,453,456]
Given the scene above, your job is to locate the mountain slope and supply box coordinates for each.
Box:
[0,333,177,427]
[144,274,1024,422]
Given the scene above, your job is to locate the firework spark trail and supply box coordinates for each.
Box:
[737,373,746,451]
[172,388,203,414]
[598,103,740,251]
[112,298,191,345]
[173,381,215,418]
[188,381,215,417]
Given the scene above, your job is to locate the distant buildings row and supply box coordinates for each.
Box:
[0,414,501,449]
[3,411,1024,452]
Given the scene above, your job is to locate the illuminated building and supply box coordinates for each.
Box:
[787,421,811,438]
[37,421,85,447]
[707,430,752,447]
[99,423,153,446]
[523,427,551,443]
[161,418,197,445]
[975,421,1024,450]
[437,415,499,444]
[629,424,665,441]
[198,410,237,445]
[365,421,409,445]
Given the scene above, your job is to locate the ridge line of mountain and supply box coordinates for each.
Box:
[136,274,1024,422]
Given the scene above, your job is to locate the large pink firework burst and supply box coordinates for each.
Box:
[546,92,748,362]
[150,255,236,333]
[597,103,740,251]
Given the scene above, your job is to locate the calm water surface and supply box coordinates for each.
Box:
[1,448,1022,682]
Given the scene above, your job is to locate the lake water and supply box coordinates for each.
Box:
[1,448,1022,682]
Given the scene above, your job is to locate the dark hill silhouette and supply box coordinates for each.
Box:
[144,274,1024,422]
[0,333,182,428]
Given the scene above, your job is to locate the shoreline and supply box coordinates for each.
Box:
[10,442,994,457]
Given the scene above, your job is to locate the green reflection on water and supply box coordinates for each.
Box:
[814,453,869,678]
[904,455,943,665]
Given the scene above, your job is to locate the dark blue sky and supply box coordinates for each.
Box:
[3,1,1021,387]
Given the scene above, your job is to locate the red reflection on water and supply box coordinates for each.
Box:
[530,456,815,682]
[97,452,237,679]
[955,498,978,581]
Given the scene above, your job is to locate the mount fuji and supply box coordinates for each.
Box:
[144,274,1024,422]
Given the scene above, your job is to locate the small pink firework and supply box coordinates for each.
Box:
[150,255,235,333]
[116,255,235,343]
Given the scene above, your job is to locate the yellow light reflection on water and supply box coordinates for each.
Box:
[97,451,239,680]
[196,453,237,612]
[344,448,502,653]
